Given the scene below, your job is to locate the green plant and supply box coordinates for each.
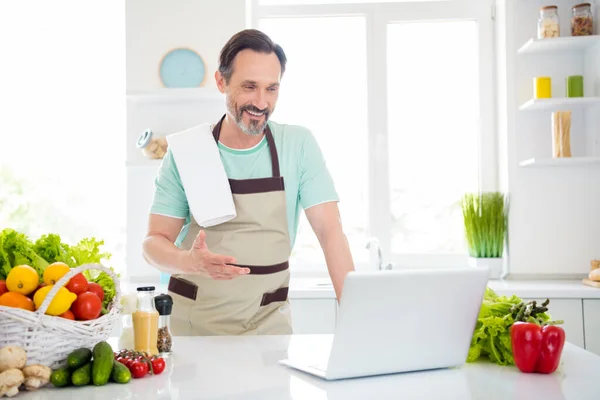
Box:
[461,192,508,258]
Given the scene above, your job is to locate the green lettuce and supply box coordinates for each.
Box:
[0,228,49,281]
[91,271,117,309]
[33,233,75,266]
[69,237,112,268]
[467,287,552,366]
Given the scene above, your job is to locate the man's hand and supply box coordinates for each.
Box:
[185,230,250,280]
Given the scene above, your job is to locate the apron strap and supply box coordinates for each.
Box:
[212,114,280,178]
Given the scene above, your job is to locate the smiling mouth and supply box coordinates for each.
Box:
[245,109,266,118]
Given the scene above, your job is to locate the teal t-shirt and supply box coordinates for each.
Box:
[150,120,339,248]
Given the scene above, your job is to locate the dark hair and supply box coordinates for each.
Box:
[218,29,287,83]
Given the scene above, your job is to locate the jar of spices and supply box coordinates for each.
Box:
[538,6,560,38]
[154,293,173,357]
[137,129,168,159]
[571,3,594,36]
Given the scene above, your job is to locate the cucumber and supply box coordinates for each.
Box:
[91,341,114,386]
[67,348,93,370]
[50,367,71,387]
[71,363,92,386]
[111,360,132,384]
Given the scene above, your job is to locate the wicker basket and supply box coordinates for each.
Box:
[0,263,121,369]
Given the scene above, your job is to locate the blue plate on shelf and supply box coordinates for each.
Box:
[159,48,206,88]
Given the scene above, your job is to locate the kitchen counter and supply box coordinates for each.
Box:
[125,277,600,299]
[288,278,600,299]
[16,335,600,399]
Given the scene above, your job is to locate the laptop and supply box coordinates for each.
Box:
[279,266,490,380]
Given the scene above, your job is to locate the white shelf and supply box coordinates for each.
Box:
[519,97,600,111]
[519,157,600,167]
[518,35,600,55]
[126,88,224,103]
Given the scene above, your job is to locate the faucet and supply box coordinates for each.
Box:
[365,238,393,270]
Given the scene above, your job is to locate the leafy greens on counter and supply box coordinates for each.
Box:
[467,287,553,366]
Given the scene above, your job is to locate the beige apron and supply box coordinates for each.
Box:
[167,115,293,336]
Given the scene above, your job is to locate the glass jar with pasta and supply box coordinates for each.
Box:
[571,3,593,36]
[538,6,560,39]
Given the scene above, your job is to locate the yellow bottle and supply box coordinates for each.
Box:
[534,77,552,99]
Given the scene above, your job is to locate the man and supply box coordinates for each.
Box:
[142,29,355,336]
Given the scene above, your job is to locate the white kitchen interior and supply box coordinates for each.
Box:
[123,0,600,353]
[1,0,600,397]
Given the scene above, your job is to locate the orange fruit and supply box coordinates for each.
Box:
[6,265,39,295]
[0,291,35,311]
[59,310,75,320]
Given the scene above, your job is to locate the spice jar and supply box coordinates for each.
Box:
[137,129,168,159]
[538,6,560,38]
[571,3,594,36]
[154,293,173,357]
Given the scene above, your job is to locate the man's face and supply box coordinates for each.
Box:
[218,49,281,136]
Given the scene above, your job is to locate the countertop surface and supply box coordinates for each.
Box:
[16,335,600,400]
[125,277,600,299]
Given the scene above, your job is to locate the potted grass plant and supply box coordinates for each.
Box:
[461,191,509,279]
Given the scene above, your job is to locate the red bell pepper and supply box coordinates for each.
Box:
[510,322,565,374]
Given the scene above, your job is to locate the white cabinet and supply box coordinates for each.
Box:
[522,298,584,349]
[289,299,336,334]
[583,300,600,356]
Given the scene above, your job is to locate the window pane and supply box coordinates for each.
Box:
[387,21,479,254]
[259,17,369,266]
[0,2,126,272]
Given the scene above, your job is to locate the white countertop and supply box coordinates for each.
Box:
[16,335,600,399]
[125,277,600,299]
[288,278,600,299]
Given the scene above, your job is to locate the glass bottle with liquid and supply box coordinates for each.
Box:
[133,286,159,356]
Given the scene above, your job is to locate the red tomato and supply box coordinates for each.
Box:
[59,310,75,320]
[87,282,104,302]
[71,292,102,320]
[0,281,7,296]
[151,357,165,375]
[130,361,148,378]
[65,273,88,295]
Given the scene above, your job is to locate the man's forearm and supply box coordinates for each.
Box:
[142,235,192,275]
[318,227,355,301]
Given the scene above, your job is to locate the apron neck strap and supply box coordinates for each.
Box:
[212,114,280,178]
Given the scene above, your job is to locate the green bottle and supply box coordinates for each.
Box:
[566,75,584,98]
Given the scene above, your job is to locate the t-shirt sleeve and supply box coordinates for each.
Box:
[149,147,189,219]
[298,129,339,210]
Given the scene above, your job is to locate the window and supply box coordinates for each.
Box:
[252,0,496,272]
[387,21,480,255]
[258,16,370,269]
[0,2,126,273]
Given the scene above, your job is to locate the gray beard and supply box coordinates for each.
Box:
[235,115,266,136]
[227,98,269,136]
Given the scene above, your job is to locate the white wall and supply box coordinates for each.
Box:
[498,0,600,278]
[126,0,246,92]
[125,0,246,280]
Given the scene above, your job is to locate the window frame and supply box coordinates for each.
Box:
[250,0,497,274]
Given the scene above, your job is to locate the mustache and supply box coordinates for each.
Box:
[240,105,269,114]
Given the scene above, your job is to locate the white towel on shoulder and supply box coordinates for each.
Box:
[166,124,236,227]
